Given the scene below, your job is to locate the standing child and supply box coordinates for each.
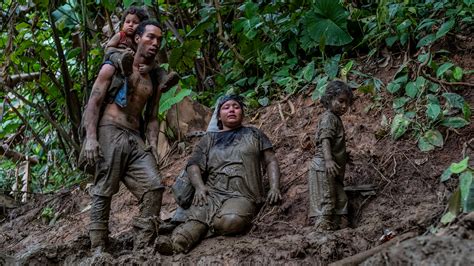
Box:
[308,80,354,231]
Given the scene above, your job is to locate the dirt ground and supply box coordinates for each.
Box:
[1,55,473,265]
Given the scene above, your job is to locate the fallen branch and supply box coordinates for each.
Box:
[329,231,418,266]
[422,72,474,87]
[0,144,39,165]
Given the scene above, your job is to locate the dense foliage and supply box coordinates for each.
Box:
[0,0,472,199]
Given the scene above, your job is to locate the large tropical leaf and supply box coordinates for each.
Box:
[300,0,353,47]
[169,40,201,72]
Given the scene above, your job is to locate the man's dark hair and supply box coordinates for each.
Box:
[216,95,246,130]
[121,7,149,25]
[320,80,354,109]
[135,20,163,36]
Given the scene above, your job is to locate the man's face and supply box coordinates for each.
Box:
[136,25,162,59]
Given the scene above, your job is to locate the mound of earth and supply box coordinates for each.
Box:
[1,57,473,265]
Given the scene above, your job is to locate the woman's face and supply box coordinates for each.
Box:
[219,99,244,131]
[123,14,140,36]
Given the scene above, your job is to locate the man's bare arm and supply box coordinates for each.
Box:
[145,88,161,163]
[263,149,282,204]
[83,64,115,164]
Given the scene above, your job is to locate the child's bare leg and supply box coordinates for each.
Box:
[107,48,134,76]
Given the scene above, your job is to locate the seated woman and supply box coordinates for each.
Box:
[163,95,282,254]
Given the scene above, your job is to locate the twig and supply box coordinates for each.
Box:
[422,72,474,87]
[213,0,245,63]
[277,103,286,122]
[329,231,417,266]
[370,163,392,183]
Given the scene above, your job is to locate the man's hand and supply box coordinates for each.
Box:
[267,188,282,205]
[325,159,340,178]
[193,185,209,206]
[84,138,102,165]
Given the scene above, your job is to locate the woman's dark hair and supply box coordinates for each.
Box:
[121,7,149,25]
[216,95,246,130]
[135,20,163,36]
[320,80,354,109]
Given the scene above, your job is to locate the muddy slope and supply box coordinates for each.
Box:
[1,59,473,264]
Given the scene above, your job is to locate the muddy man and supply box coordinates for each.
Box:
[81,20,176,252]
[159,95,282,254]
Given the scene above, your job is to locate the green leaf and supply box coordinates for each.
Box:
[311,76,328,100]
[390,114,410,140]
[436,62,454,78]
[302,61,315,82]
[417,34,436,48]
[393,97,410,109]
[440,211,456,225]
[324,54,341,79]
[435,19,455,39]
[385,36,398,47]
[450,157,469,174]
[258,97,270,107]
[441,188,461,224]
[465,174,474,212]
[418,136,435,152]
[443,93,464,109]
[301,0,353,46]
[441,117,469,128]
[159,88,192,115]
[387,82,401,94]
[169,40,201,72]
[460,171,473,211]
[425,129,443,147]
[405,82,418,98]
[463,102,471,121]
[426,103,441,121]
[453,67,463,81]
[440,167,453,182]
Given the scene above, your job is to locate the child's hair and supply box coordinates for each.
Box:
[320,80,354,109]
[121,7,149,26]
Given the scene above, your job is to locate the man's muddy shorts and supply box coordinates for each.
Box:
[91,124,163,200]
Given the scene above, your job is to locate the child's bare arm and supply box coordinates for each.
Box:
[322,139,340,178]
[105,33,121,52]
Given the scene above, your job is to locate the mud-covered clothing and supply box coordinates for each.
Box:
[91,123,163,199]
[308,110,348,218]
[186,126,273,227]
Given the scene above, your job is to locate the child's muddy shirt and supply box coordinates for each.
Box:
[312,110,346,173]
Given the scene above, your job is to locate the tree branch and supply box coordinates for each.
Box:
[3,85,80,153]
[47,5,81,143]
[0,144,39,165]
[4,96,48,152]
[213,0,244,63]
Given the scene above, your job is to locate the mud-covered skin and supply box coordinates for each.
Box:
[81,22,165,251]
[308,108,349,228]
[167,122,281,253]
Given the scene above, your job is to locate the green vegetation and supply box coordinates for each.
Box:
[0,0,472,194]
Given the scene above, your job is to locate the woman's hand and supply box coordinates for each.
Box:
[267,188,282,205]
[325,159,340,178]
[193,185,209,206]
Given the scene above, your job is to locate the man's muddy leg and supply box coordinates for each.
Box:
[90,195,111,251]
[133,189,163,250]
[170,220,207,253]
